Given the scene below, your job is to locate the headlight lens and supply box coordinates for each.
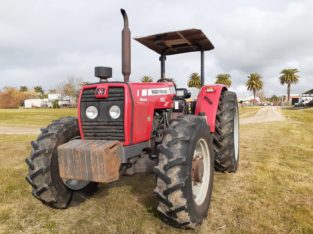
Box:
[109,105,121,119]
[86,106,98,119]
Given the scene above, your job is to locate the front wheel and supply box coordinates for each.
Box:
[25,117,97,208]
[154,115,214,229]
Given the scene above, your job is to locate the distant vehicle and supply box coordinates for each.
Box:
[307,100,313,107]
[294,100,308,107]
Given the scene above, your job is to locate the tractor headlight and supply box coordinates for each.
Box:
[86,106,98,119]
[109,105,121,119]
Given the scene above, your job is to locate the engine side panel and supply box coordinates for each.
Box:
[195,84,227,132]
[128,82,175,144]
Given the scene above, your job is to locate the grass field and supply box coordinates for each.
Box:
[0,109,77,127]
[0,107,254,127]
[0,107,312,233]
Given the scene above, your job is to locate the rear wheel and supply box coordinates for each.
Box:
[213,91,240,172]
[154,115,214,229]
[25,117,97,208]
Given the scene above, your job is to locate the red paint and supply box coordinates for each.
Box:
[78,82,175,146]
[78,82,223,143]
[78,83,132,145]
[128,82,175,144]
[195,84,227,132]
[77,87,84,140]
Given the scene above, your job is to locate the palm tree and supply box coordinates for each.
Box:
[188,73,201,88]
[215,73,232,87]
[246,73,263,103]
[279,68,300,103]
[141,75,153,82]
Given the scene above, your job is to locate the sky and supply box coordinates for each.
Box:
[0,0,312,97]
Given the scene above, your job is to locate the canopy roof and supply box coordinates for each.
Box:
[134,28,214,55]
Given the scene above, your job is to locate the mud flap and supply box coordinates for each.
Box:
[58,140,122,183]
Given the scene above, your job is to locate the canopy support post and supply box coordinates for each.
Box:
[200,49,205,86]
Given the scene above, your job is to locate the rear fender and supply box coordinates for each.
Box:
[195,85,227,132]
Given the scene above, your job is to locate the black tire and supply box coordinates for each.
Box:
[25,117,97,208]
[154,115,214,229]
[213,91,240,173]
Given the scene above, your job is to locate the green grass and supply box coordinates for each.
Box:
[0,108,312,233]
[282,107,313,123]
[0,109,77,127]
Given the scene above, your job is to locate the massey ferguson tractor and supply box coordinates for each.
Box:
[25,9,239,229]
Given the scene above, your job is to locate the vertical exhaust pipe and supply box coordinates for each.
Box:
[121,9,131,82]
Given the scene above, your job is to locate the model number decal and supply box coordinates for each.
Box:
[148,88,170,96]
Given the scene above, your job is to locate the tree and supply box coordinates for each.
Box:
[0,87,34,108]
[188,73,201,88]
[269,95,279,102]
[141,75,153,82]
[256,90,266,103]
[246,73,263,103]
[57,75,83,107]
[279,68,300,103]
[48,88,57,93]
[215,73,232,87]
[19,86,28,92]
[33,86,44,95]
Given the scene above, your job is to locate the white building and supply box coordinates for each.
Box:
[24,93,75,108]
[48,93,62,100]
[24,99,44,108]
[301,89,313,103]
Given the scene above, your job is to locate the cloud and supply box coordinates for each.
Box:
[0,0,312,97]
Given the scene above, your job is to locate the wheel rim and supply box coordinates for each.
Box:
[62,179,90,191]
[234,106,239,161]
[192,138,211,206]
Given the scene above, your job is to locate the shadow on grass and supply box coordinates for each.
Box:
[70,183,109,208]
[82,173,159,216]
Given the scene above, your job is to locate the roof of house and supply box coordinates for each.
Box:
[134,28,214,55]
[303,88,313,94]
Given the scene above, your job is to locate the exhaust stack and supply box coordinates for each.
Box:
[121,9,131,82]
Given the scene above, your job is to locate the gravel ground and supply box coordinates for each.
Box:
[240,106,285,125]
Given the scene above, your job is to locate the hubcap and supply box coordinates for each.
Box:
[62,179,90,191]
[192,138,211,206]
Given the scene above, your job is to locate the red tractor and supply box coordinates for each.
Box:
[26,9,239,228]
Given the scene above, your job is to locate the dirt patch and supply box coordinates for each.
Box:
[240,106,285,125]
[0,126,39,135]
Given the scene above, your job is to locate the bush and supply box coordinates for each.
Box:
[52,99,60,109]
[0,87,34,108]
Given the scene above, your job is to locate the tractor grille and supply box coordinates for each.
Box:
[80,87,125,140]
